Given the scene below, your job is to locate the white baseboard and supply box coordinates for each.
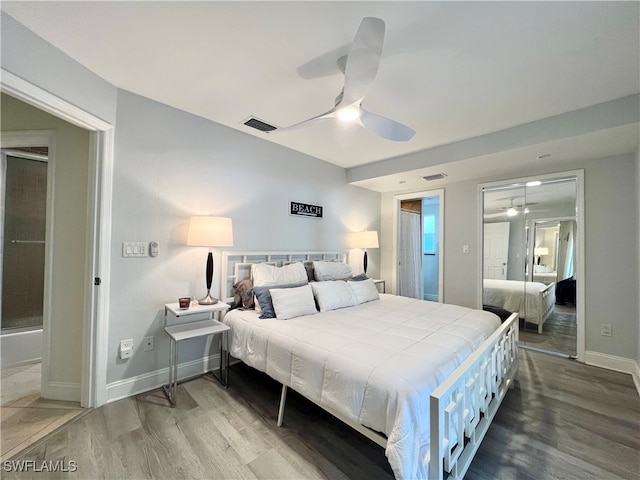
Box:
[42,381,81,402]
[106,353,221,404]
[584,350,640,397]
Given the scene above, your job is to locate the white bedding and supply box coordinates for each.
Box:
[222,294,501,480]
[483,278,549,320]
[533,271,557,285]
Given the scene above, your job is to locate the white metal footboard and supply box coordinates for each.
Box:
[536,282,556,333]
[429,312,519,480]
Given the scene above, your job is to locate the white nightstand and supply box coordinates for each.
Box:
[162,301,230,407]
[372,279,386,293]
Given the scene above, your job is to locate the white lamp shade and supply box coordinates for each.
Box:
[534,247,549,256]
[187,216,234,247]
[353,230,379,249]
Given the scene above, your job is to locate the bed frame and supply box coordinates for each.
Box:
[484,280,555,334]
[221,251,519,480]
[533,282,556,333]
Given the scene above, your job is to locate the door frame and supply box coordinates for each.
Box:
[393,189,444,301]
[1,69,114,407]
[477,170,585,362]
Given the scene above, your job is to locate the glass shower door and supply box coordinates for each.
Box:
[1,153,47,332]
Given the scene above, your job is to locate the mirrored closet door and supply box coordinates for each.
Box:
[482,175,579,358]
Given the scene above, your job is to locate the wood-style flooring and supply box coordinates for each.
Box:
[1,363,85,461]
[520,304,577,356]
[3,350,639,479]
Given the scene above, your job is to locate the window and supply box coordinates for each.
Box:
[423,215,436,255]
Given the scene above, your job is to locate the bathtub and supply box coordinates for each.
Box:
[1,329,42,369]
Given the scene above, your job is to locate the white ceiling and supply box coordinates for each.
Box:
[2,1,639,190]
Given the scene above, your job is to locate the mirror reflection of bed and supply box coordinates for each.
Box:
[482,176,578,358]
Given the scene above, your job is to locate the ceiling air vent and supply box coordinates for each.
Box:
[423,173,447,181]
[243,117,277,132]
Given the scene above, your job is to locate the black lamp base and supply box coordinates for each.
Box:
[199,251,218,304]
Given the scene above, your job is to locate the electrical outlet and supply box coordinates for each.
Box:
[600,324,612,337]
[119,339,133,359]
[143,336,154,352]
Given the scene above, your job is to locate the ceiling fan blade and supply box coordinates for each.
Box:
[275,108,337,133]
[341,17,385,106]
[359,106,415,142]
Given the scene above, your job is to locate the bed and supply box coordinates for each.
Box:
[532,265,557,285]
[483,279,555,333]
[221,252,519,480]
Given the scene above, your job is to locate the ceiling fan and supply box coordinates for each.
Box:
[276,17,415,142]
[484,198,548,219]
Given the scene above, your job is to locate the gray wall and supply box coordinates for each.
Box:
[108,90,381,383]
[382,154,639,362]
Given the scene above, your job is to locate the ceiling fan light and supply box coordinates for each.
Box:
[336,106,361,122]
[506,207,518,217]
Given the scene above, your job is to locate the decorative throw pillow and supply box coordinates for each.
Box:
[252,283,307,319]
[312,261,353,281]
[303,262,316,282]
[252,262,308,286]
[270,284,318,320]
[348,278,380,304]
[310,280,358,312]
[232,279,254,309]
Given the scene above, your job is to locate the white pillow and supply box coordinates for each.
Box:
[312,261,352,281]
[270,284,317,320]
[534,264,553,273]
[310,280,358,312]
[348,278,380,304]
[252,262,308,286]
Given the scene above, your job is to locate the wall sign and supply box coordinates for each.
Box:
[290,201,323,218]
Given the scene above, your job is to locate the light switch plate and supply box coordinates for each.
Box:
[122,241,148,257]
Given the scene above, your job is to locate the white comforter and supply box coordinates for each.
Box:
[483,279,549,320]
[222,294,500,479]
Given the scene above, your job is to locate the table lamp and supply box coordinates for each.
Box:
[354,230,379,274]
[534,247,549,265]
[187,215,234,304]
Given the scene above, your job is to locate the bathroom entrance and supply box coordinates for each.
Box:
[1,148,48,367]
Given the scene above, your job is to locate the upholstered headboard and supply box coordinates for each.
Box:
[220,251,349,302]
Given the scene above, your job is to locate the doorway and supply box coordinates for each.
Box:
[395,190,444,301]
[1,149,48,370]
[1,71,114,408]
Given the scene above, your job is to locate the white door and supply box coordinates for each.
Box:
[484,222,510,279]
